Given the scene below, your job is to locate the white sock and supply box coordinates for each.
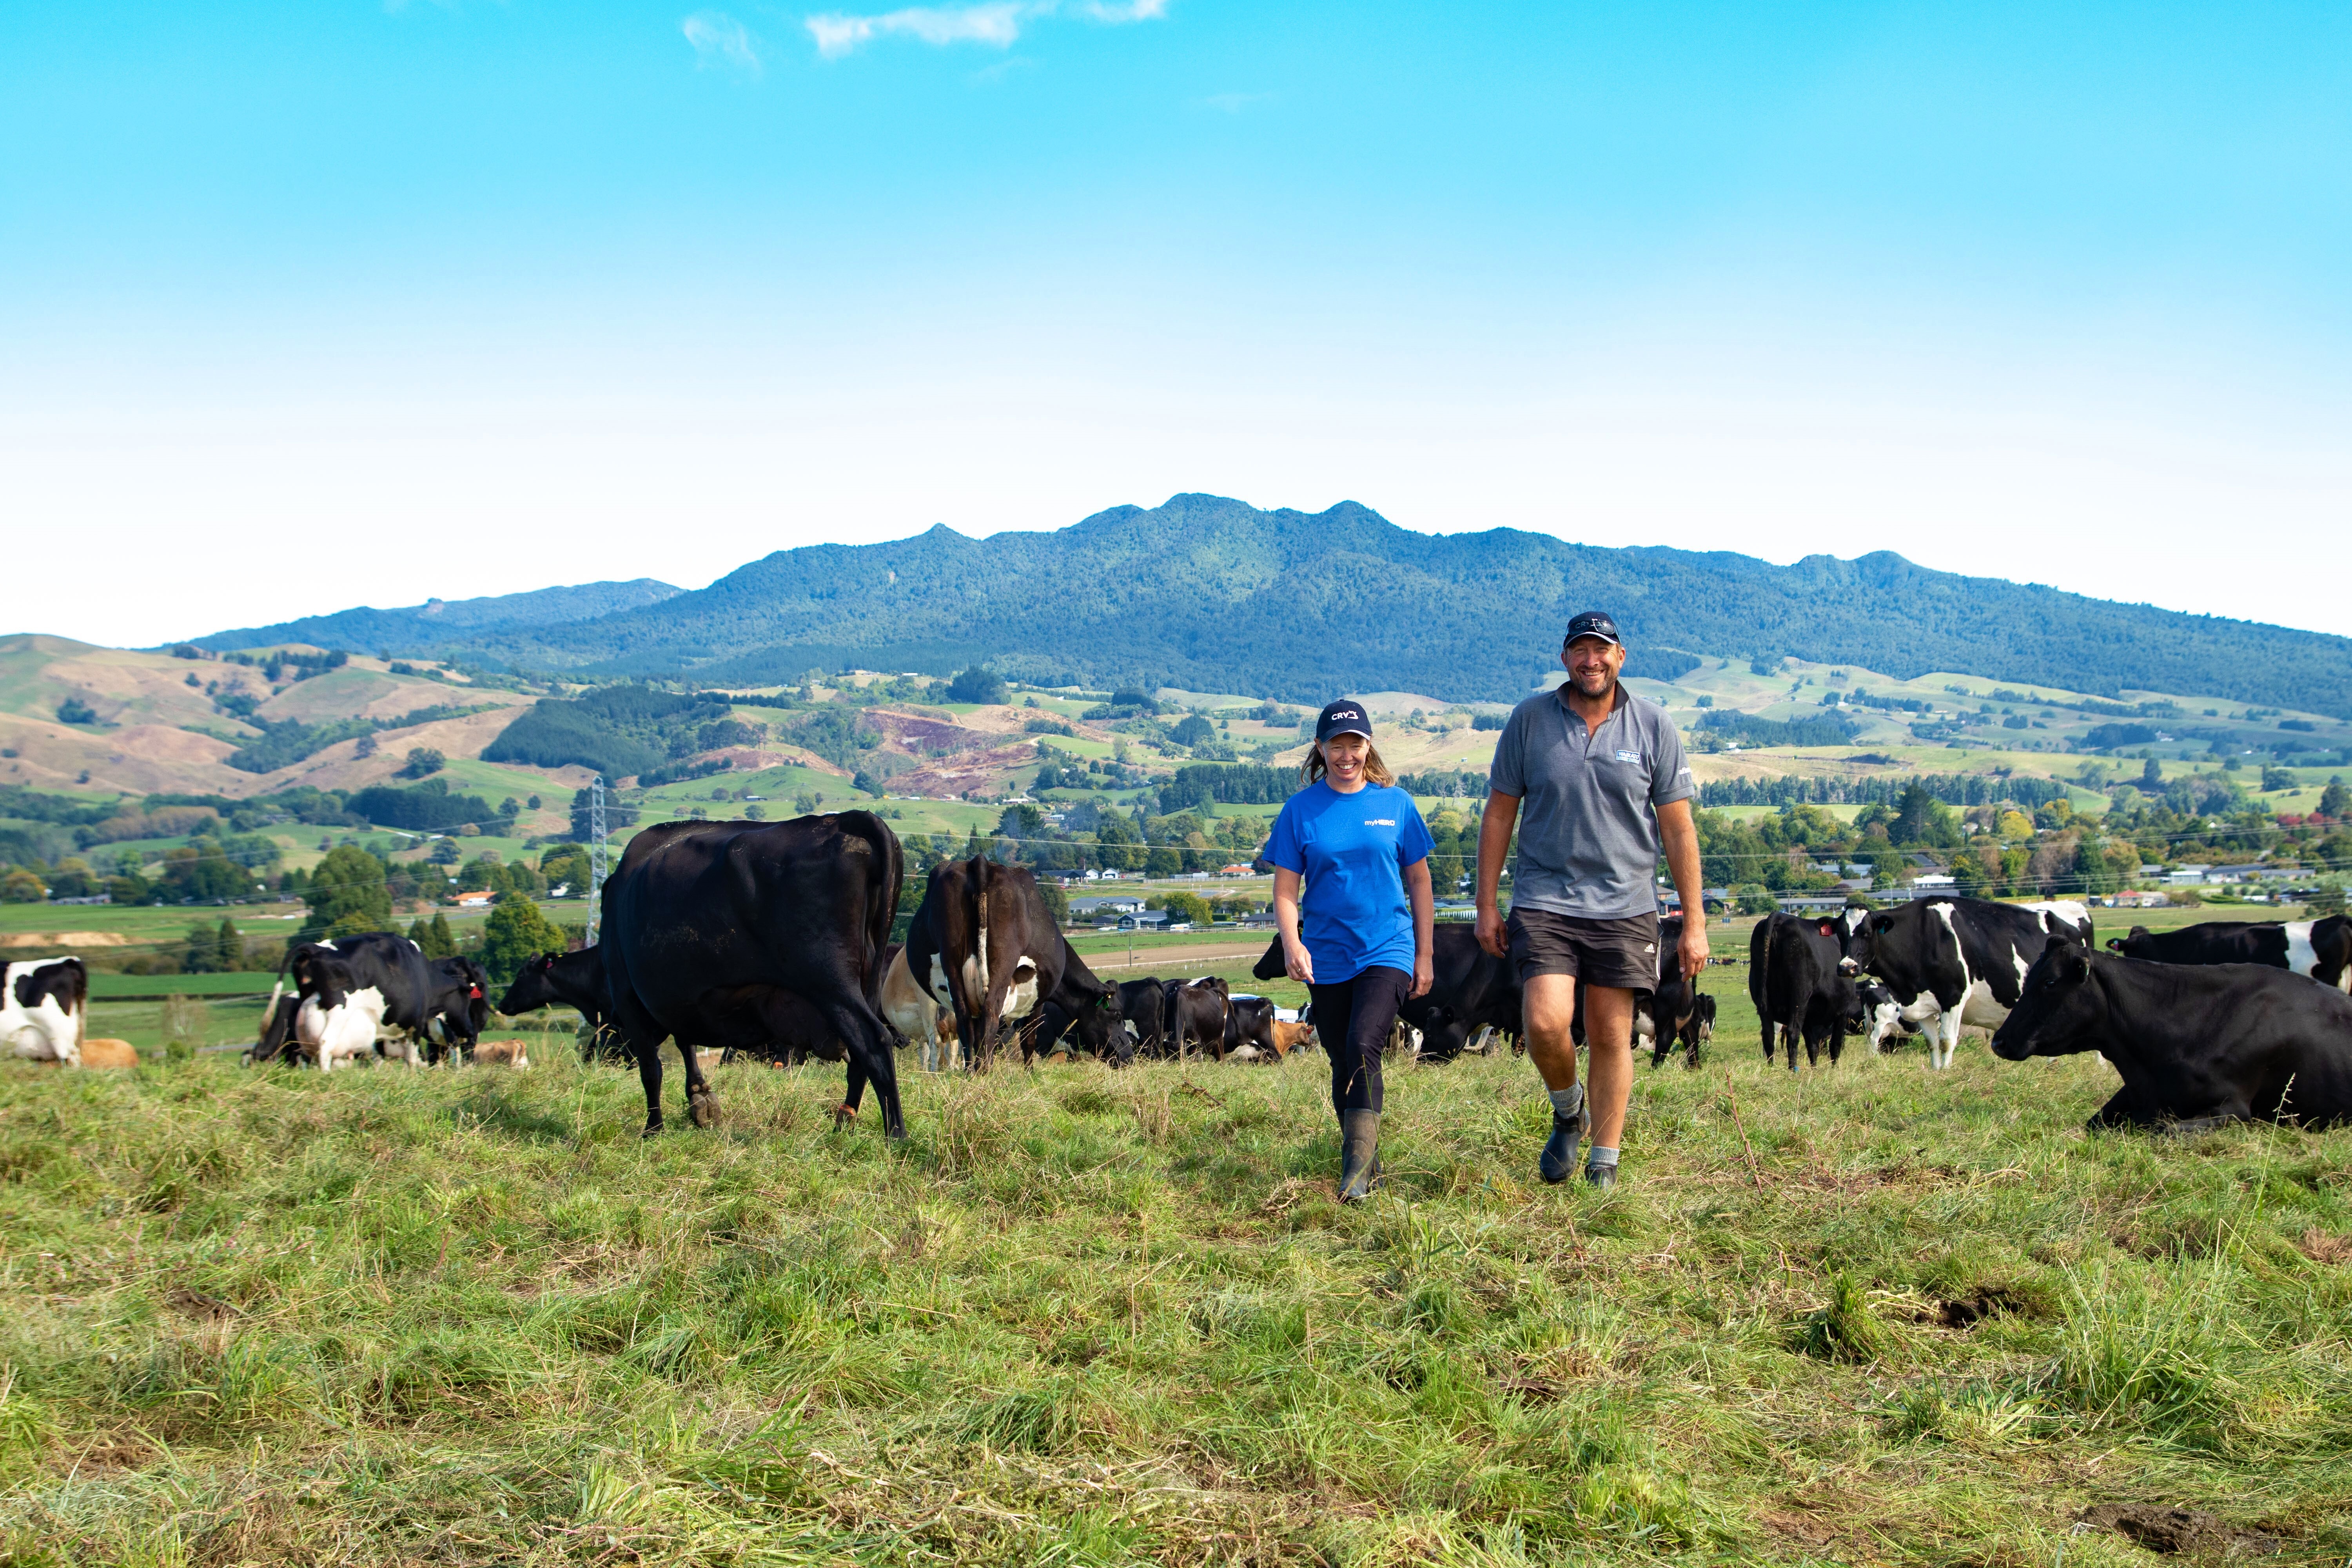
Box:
[1587,1145,1620,1169]
[1548,1084,1584,1120]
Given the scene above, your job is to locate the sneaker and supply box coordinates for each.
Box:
[1539,1107,1586,1185]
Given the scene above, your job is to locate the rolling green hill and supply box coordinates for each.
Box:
[202,495,2352,719]
[195,578,682,659]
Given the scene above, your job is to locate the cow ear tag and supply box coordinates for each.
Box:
[1818,922,1834,936]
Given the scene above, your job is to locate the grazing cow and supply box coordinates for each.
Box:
[497,947,630,1061]
[601,813,904,1136]
[471,1038,531,1068]
[420,956,492,1064]
[257,933,471,1067]
[1750,912,1862,1071]
[2105,916,2352,991]
[1839,897,2098,1070]
[1116,978,1166,1057]
[1161,976,1230,1059]
[1020,942,1130,1065]
[1253,924,1523,1063]
[3,958,87,1066]
[1648,982,1716,1069]
[881,943,960,1072]
[1993,935,2352,1131]
[1223,995,1279,1061]
[904,857,1066,1071]
[294,951,392,1071]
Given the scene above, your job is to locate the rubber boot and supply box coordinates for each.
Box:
[1584,1161,1617,1191]
[1539,1102,1587,1185]
[1338,1109,1381,1203]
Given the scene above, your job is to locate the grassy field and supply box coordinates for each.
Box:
[5,919,2350,1566]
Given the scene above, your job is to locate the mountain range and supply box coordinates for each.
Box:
[192,495,2352,718]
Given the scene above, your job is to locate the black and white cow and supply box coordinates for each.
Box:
[2105,916,2352,991]
[1855,978,1922,1055]
[422,955,492,1063]
[601,813,904,1135]
[1993,933,2352,1131]
[1838,897,2094,1070]
[1019,940,1129,1065]
[1222,995,1279,1060]
[903,857,1068,1072]
[3,958,87,1065]
[256,932,470,1069]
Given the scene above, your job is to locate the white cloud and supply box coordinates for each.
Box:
[807,0,1163,60]
[682,11,762,73]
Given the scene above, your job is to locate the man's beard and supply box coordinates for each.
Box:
[1571,667,1615,697]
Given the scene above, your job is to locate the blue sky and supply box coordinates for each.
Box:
[5,1,2349,646]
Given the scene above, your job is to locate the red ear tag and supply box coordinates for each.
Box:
[1818,922,1834,936]
[469,985,483,998]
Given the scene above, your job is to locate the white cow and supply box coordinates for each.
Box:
[298,985,389,1071]
[882,944,960,1072]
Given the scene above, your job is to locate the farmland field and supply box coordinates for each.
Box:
[5,924,2350,1566]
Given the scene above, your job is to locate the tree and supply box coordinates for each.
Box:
[946,665,1008,705]
[2262,767,2295,793]
[1035,880,1069,927]
[215,916,244,971]
[423,913,457,958]
[399,747,445,779]
[55,697,97,725]
[300,845,391,944]
[1732,884,1776,915]
[1158,890,1212,926]
[2140,756,2163,789]
[428,837,463,866]
[481,896,568,989]
[184,922,222,973]
[569,786,637,842]
[1171,715,1215,747]
[1892,782,1937,845]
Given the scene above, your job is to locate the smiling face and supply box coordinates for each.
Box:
[1562,635,1626,699]
[1320,730,1371,788]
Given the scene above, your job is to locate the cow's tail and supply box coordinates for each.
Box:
[841,810,903,1015]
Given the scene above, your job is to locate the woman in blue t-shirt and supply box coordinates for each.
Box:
[1268,699,1435,1202]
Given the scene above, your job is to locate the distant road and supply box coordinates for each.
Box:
[1073,940,1270,972]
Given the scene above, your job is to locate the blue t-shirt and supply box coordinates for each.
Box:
[1266,780,1434,982]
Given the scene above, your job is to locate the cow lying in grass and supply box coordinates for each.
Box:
[1992,934,2352,1132]
[4,958,87,1066]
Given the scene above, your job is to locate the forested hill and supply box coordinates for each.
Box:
[196,579,683,659]
[208,495,2352,717]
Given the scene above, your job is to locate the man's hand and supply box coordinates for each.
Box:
[1679,917,1711,982]
[1285,940,1316,986]
[1476,905,1508,960]
[1411,950,1432,999]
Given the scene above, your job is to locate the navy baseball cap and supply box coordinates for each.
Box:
[1564,610,1623,647]
[1315,699,1373,743]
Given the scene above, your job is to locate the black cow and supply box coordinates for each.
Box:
[256,931,468,1067]
[1839,897,2095,1070]
[2106,916,2352,991]
[1649,981,1716,1069]
[1751,912,1864,1072]
[499,946,638,1060]
[601,814,903,1136]
[1223,995,1279,1060]
[1161,976,1230,1059]
[1252,924,1523,1063]
[421,955,492,1064]
[1019,941,1130,1065]
[904,857,1067,1071]
[1993,934,2352,1131]
[1116,978,1166,1057]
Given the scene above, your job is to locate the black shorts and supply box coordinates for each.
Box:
[1507,907,1660,993]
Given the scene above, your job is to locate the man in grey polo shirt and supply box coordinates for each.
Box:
[1475,610,1708,1189]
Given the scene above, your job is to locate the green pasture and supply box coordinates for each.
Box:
[8,913,2351,1564]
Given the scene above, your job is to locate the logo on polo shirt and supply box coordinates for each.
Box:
[1615,749,1641,763]
[1364,818,1396,827]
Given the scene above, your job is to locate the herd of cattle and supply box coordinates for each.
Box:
[6,809,2352,1136]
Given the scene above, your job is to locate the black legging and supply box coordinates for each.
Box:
[1309,966,1411,1118]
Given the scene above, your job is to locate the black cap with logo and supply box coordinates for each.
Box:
[1564,610,1623,648]
[1314,699,1374,743]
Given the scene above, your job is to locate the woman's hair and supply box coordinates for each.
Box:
[1303,737,1396,789]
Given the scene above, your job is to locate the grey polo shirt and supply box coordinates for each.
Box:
[1488,682,1695,918]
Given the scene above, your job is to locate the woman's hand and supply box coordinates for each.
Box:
[1411,950,1432,999]
[1285,940,1316,985]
